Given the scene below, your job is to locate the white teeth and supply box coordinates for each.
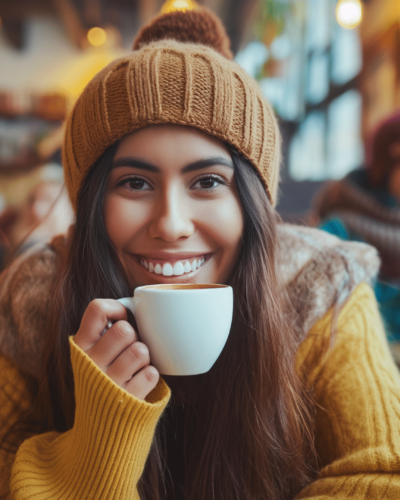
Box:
[173,261,184,275]
[141,256,206,275]
[162,263,173,276]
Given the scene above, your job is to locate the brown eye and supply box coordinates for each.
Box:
[128,178,146,190]
[117,176,152,191]
[192,175,226,191]
[199,178,218,189]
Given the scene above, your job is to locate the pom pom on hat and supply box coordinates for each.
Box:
[63,6,281,211]
[133,7,233,60]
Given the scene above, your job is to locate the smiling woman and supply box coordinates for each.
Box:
[1,6,400,500]
[104,126,243,287]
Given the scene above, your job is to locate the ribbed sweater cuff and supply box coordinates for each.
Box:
[11,338,170,499]
[66,337,171,497]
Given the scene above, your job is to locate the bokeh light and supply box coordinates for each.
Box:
[161,0,199,14]
[336,0,363,30]
[87,27,107,47]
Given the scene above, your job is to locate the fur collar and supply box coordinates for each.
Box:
[0,225,379,377]
[277,224,379,339]
[0,242,60,376]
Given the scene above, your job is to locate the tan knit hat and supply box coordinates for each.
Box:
[63,8,281,211]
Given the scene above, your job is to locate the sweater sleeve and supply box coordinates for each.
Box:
[0,354,32,500]
[10,337,171,499]
[296,282,400,499]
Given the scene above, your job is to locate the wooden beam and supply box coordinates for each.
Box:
[51,0,84,48]
[2,19,24,49]
[0,0,51,20]
[84,0,102,26]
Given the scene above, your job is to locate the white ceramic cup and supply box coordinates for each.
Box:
[117,283,233,376]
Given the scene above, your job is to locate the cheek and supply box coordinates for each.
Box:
[103,195,146,248]
[197,197,244,256]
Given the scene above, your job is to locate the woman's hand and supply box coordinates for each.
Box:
[74,299,159,400]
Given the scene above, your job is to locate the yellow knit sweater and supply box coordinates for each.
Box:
[1,282,400,499]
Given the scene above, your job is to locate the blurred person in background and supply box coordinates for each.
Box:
[314,113,400,345]
[0,164,74,271]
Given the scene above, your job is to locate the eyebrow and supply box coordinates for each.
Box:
[111,156,233,173]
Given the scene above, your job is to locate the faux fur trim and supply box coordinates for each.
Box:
[278,225,380,340]
[0,225,380,376]
[0,243,59,376]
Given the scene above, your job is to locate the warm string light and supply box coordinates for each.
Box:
[160,0,199,14]
[336,0,363,29]
[87,27,107,47]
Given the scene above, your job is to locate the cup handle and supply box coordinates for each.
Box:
[117,296,139,316]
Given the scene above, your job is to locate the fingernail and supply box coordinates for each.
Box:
[101,320,113,337]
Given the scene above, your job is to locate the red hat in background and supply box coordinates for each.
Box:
[367,112,400,186]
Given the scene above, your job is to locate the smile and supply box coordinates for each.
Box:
[138,256,207,276]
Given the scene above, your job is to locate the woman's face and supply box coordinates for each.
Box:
[104,125,244,289]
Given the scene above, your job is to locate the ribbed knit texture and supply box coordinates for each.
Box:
[2,283,400,498]
[9,338,170,499]
[295,283,400,498]
[63,39,281,211]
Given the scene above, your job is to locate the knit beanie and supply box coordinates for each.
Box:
[63,7,281,211]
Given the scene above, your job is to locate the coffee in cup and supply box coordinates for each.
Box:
[118,284,233,376]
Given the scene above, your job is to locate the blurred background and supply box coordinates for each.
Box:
[0,0,397,249]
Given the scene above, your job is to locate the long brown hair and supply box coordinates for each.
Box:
[3,140,317,499]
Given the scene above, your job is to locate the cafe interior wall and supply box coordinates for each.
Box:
[2,0,398,219]
[0,16,128,211]
[237,0,400,220]
[0,0,254,215]
[359,0,400,141]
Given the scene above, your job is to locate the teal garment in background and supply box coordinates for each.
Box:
[320,217,400,342]
[346,169,399,209]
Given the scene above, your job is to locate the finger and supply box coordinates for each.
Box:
[75,299,127,351]
[106,341,150,386]
[86,320,138,371]
[123,366,159,400]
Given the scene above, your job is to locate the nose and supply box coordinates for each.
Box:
[148,187,195,242]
